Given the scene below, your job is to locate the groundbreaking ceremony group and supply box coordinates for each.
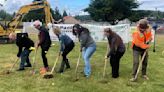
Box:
[8,18,152,82]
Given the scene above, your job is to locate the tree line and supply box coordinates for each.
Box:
[0,7,68,23]
[1,0,164,24]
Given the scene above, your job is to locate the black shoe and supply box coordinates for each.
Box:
[58,70,64,73]
[24,64,32,67]
[65,59,70,69]
[112,75,119,78]
[17,68,25,71]
[65,66,71,70]
[80,71,84,74]
[84,75,90,78]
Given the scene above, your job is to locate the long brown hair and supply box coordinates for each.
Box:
[72,24,90,36]
[104,28,123,48]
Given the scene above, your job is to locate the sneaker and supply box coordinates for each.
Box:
[45,67,49,71]
[130,77,137,82]
[142,75,149,80]
[40,67,48,75]
[17,68,25,71]
[84,74,90,78]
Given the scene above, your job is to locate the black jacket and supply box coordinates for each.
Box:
[38,26,51,48]
[107,34,125,57]
[16,36,34,57]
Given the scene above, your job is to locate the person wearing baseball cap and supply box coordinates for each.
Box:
[130,19,152,82]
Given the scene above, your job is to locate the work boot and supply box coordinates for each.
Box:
[17,68,25,71]
[142,75,149,80]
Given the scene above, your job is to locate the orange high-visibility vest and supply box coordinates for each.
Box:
[132,26,152,49]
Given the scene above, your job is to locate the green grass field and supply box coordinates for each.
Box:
[0,35,164,92]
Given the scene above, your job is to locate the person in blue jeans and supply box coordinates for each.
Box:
[9,33,34,71]
[73,24,96,77]
[53,27,75,73]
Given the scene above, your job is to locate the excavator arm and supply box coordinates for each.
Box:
[0,0,54,43]
[8,0,54,32]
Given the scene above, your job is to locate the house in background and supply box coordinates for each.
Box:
[63,16,80,24]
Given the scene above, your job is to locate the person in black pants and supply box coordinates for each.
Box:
[9,33,34,71]
[33,20,51,72]
[53,27,74,73]
[104,28,126,78]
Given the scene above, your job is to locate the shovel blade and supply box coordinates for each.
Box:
[43,72,54,79]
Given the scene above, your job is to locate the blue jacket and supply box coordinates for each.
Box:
[58,33,73,52]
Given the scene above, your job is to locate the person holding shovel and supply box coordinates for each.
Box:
[104,28,126,78]
[130,19,152,81]
[9,33,34,71]
[72,24,96,78]
[53,27,75,73]
[33,20,51,74]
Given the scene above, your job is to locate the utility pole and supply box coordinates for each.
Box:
[152,7,158,52]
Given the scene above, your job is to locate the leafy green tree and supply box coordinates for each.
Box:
[75,15,92,21]
[0,10,12,21]
[53,7,62,21]
[63,10,68,17]
[129,10,164,22]
[85,0,138,25]
[22,7,63,22]
[23,8,45,22]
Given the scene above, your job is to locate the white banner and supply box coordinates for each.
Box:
[23,22,131,43]
[23,22,39,34]
[49,24,131,43]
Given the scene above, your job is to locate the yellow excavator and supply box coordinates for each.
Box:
[0,0,54,43]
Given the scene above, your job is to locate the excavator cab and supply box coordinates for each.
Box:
[0,0,54,43]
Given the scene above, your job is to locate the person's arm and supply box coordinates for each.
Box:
[17,46,22,57]
[132,33,149,49]
[107,37,117,57]
[38,31,45,46]
[146,30,153,44]
[80,33,88,51]
[59,35,65,52]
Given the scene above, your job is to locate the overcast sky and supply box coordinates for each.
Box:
[0,0,164,15]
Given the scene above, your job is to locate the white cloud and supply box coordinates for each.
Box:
[4,0,32,13]
[79,11,89,16]
[0,0,55,14]
[137,0,164,11]
[1,0,164,15]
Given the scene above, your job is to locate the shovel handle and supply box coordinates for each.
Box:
[9,58,20,71]
[75,53,81,73]
[32,48,38,69]
[51,53,61,73]
[103,44,109,78]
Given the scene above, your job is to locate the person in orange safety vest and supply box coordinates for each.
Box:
[130,19,152,82]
